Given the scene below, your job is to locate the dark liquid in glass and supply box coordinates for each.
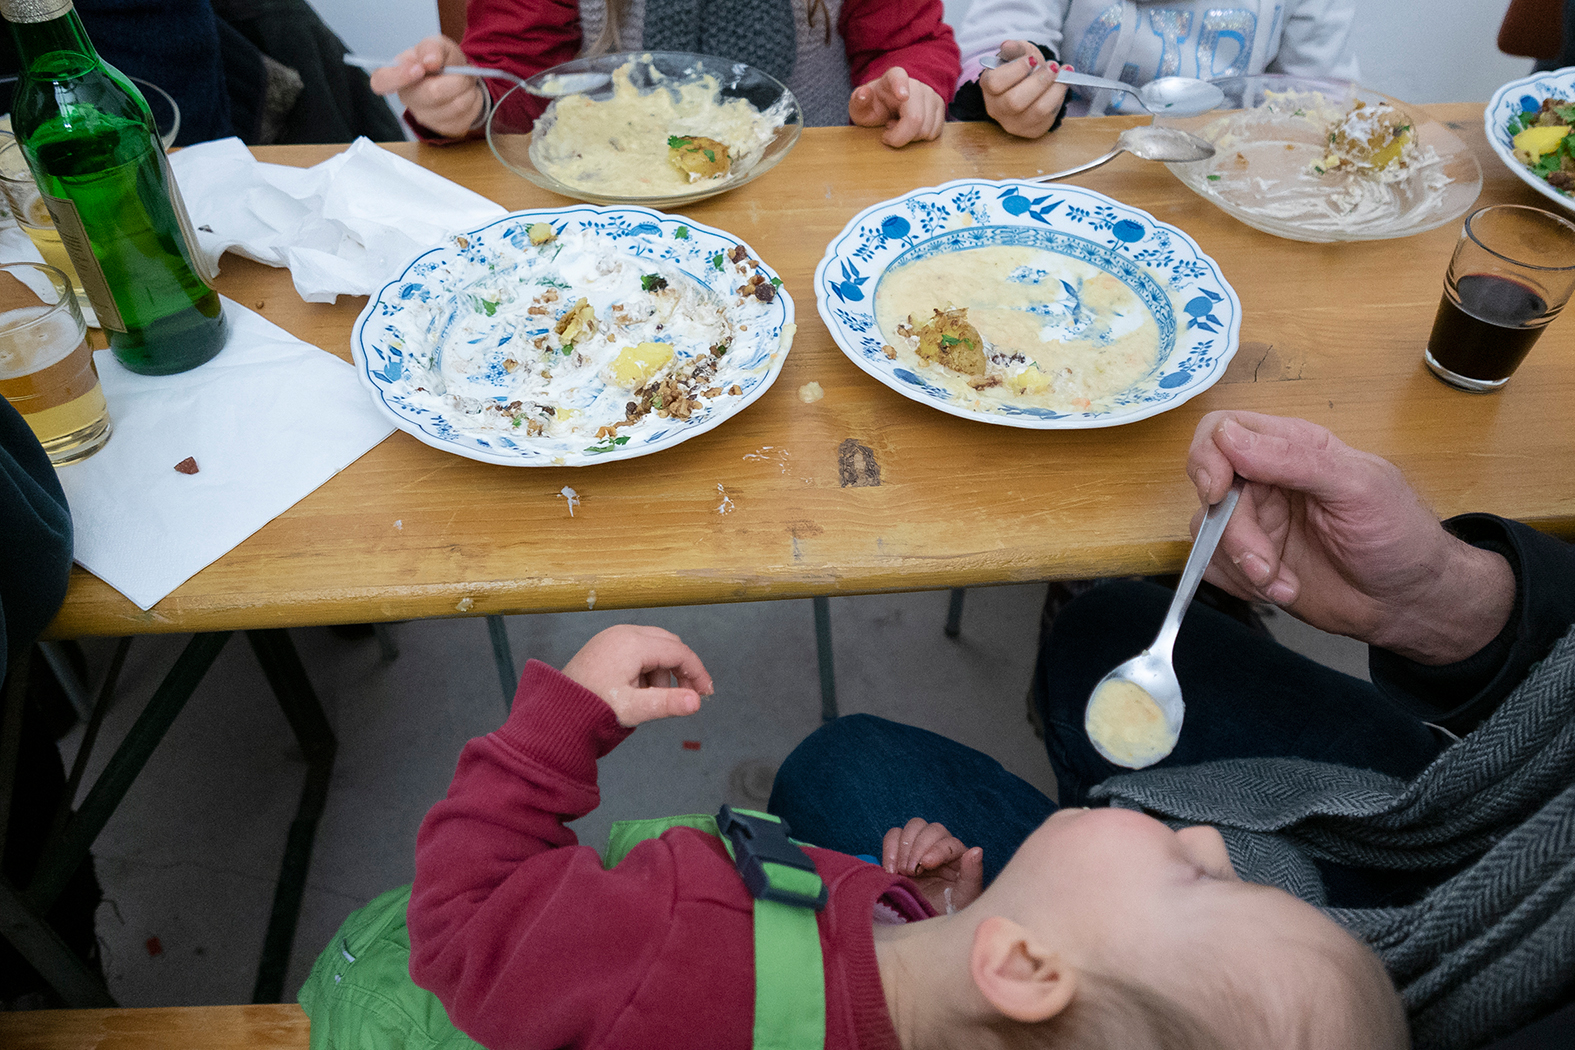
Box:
[1427,274,1549,382]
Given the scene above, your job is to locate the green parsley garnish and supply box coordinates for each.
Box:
[1206,174,1221,181]
[711,253,725,270]
[703,149,715,162]
[769,276,782,287]
[668,135,690,148]
[675,226,689,239]
[641,273,669,292]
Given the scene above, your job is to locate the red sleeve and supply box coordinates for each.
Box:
[407,0,583,141]
[839,0,960,104]
[407,660,728,1049]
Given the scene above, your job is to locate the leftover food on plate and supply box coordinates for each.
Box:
[874,246,1165,414]
[356,207,795,466]
[529,61,787,198]
[1506,96,1575,192]
[1174,89,1452,233]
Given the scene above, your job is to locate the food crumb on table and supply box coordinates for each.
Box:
[456,597,474,612]
[798,382,824,403]
[559,486,580,516]
[173,457,199,475]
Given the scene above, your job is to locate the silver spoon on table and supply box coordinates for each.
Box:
[979,55,1225,117]
[1083,478,1243,769]
[1027,125,1214,182]
[344,55,610,98]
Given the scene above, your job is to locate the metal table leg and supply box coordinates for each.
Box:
[487,615,517,712]
[813,596,837,722]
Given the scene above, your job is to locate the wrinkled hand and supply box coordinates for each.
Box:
[980,40,1069,139]
[368,35,485,138]
[882,818,984,914]
[1187,411,1514,664]
[850,67,946,148]
[562,625,715,727]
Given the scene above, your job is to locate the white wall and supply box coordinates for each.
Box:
[311,0,1536,105]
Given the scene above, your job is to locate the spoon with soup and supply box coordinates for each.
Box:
[1084,478,1244,769]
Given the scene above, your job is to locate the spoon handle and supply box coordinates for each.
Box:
[1026,147,1124,183]
[1151,478,1243,662]
[341,55,528,90]
[1045,70,1136,95]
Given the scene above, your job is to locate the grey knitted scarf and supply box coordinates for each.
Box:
[641,0,798,87]
[1092,626,1575,1050]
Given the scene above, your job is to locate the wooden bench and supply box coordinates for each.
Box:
[0,1004,308,1050]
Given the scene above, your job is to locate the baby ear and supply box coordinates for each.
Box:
[969,915,1078,1023]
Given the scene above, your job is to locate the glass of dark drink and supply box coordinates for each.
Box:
[1426,205,1575,392]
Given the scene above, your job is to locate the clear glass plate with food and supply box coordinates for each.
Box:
[1486,66,1575,217]
[352,207,794,466]
[1154,74,1481,242]
[486,51,803,209]
[815,181,1240,429]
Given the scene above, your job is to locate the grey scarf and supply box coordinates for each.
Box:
[641,0,797,86]
[1093,627,1575,1050]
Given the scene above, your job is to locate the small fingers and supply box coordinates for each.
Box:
[884,817,931,874]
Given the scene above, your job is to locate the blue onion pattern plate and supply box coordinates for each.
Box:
[352,206,793,466]
[1487,67,1575,216]
[814,181,1240,428]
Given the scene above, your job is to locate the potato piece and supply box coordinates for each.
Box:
[1008,363,1052,396]
[913,307,987,376]
[554,297,597,344]
[668,135,731,181]
[1514,124,1572,163]
[608,341,675,389]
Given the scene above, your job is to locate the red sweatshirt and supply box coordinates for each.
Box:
[412,0,959,137]
[408,660,936,1049]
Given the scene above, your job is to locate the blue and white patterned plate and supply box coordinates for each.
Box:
[352,206,793,466]
[814,181,1240,429]
[1486,67,1575,216]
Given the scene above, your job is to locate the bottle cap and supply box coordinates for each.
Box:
[0,0,73,23]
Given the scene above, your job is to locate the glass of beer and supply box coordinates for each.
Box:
[0,261,111,464]
[0,134,91,317]
[1425,205,1575,392]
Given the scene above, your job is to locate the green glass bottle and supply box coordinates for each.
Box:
[0,0,227,375]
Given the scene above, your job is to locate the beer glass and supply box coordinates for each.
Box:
[0,261,111,464]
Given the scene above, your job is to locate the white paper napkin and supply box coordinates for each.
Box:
[54,297,395,610]
[168,136,508,304]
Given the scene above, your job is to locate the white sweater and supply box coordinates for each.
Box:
[954,0,1359,117]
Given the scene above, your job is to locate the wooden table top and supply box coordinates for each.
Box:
[47,103,1575,638]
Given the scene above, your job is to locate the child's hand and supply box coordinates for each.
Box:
[980,40,1070,139]
[849,67,946,148]
[562,625,715,727]
[882,818,984,913]
[368,35,486,138]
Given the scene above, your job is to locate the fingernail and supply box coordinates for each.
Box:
[1236,553,1271,585]
[1267,580,1296,605]
[1196,467,1213,495]
[1027,55,1038,68]
[1049,62,1060,71]
[1221,418,1252,450]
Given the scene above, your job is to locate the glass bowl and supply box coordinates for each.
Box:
[486,51,803,209]
[1154,74,1481,242]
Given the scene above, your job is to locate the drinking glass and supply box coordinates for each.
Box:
[0,261,110,464]
[0,133,92,315]
[1425,204,1575,392]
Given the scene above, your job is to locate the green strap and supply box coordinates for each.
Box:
[607,814,826,1050]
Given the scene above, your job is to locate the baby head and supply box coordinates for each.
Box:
[963,806,1408,1050]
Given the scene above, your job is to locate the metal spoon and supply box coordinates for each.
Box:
[1027,125,1215,183]
[1083,478,1243,769]
[344,55,609,98]
[979,55,1225,117]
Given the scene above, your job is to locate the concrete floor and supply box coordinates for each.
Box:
[52,585,1364,1007]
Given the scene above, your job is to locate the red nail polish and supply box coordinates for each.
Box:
[1027,55,1038,68]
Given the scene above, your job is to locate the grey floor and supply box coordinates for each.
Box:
[51,586,1365,1008]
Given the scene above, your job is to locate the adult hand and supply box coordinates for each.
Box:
[368,35,485,139]
[562,625,715,727]
[1186,411,1515,664]
[980,40,1069,139]
[882,818,985,913]
[850,67,946,148]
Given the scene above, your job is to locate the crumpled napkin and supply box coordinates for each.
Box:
[54,297,394,611]
[168,136,507,304]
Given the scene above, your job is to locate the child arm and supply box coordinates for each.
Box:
[842,0,958,146]
[409,629,724,1049]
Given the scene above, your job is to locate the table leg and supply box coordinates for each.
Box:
[486,615,517,712]
[0,874,115,1007]
[244,629,337,1005]
[813,597,837,722]
[944,588,967,638]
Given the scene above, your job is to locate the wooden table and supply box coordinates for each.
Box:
[46,103,1575,639]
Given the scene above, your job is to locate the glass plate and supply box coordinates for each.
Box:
[1156,74,1481,243]
[352,206,794,466]
[486,51,803,209]
[815,180,1240,429]
[1485,67,1575,217]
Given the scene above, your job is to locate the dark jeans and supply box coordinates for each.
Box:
[769,580,1446,906]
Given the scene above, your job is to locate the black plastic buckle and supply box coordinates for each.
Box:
[716,805,828,910]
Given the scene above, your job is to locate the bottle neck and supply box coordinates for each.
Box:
[4,6,99,77]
